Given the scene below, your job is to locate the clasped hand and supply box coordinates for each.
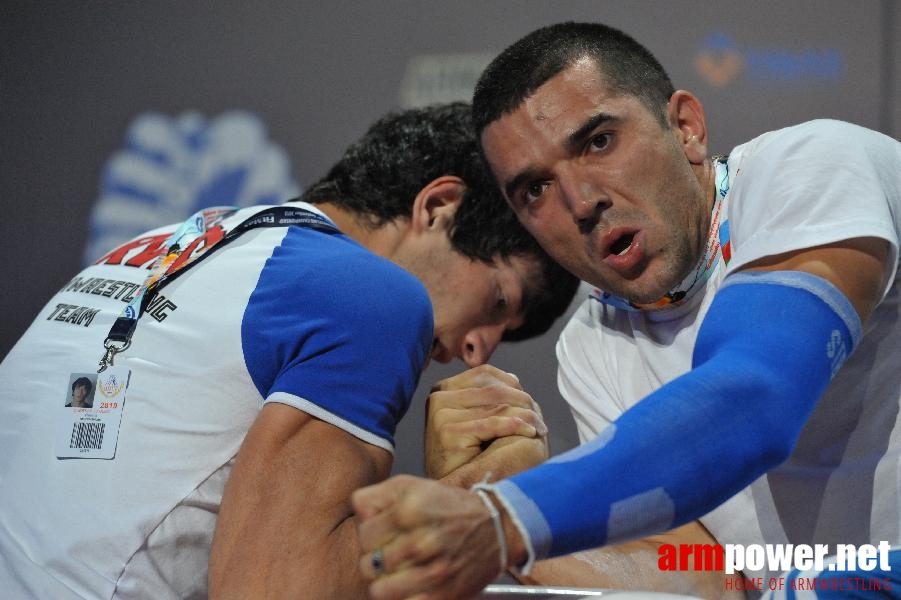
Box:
[352,365,546,599]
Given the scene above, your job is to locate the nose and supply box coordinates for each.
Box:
[460,324,505,368]
[558,166,607,232]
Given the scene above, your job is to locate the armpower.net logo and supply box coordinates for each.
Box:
[659,542,894,594]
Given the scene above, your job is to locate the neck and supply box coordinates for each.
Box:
[702,156,717,214]
[693,157,718,253]
[313,202,408,259]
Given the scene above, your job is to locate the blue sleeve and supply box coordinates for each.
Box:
[241,228,433,452]
[486,271,861,564]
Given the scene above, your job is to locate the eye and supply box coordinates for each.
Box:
[589,133,612,152]
[524,181,548,204]
[491,282,508,315]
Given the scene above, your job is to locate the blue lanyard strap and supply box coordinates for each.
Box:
[98,204,339,371]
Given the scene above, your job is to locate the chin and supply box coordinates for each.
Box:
[618,278,676,305]
[585,264,676,303]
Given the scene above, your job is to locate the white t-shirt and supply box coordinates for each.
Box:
[557,120,901,582]
[0,202,433,598]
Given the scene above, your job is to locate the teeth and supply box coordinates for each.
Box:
[611,234,634,256]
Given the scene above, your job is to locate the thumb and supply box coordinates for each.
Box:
[352,474,415,521]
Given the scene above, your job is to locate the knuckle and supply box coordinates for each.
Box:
[487,403,507,415]
[439,429,468,450]
[474,364,501,376]
[426,390,448,408]
[480,387,506,404]
[430,375,455,393]
[427,556,454,582]
[397,538,424,564]
[430,406,454,425]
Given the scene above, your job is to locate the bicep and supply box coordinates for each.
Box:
[209,402,392,598]
[738,236,890,325]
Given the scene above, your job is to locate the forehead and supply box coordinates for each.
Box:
[481,60,631,170]
[526,58,616,118]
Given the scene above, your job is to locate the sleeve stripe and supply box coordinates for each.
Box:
[721,270,863,346]
[264,392,395,454]
[493,479,553,568]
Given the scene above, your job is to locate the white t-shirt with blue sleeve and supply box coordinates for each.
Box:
[0,201,433,599]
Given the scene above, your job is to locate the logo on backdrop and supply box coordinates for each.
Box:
[83,111,300,265]
[398,53,495,108]
[695,32,844,88]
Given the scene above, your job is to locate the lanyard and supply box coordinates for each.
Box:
[97,204,339,372]
[591,155,731,312]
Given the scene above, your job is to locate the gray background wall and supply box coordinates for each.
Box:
[2,0,899,476]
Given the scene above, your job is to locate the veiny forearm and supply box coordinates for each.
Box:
[210,506,369,599]
[514,522,745,600]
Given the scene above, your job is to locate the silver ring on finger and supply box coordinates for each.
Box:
[371,548,387,577]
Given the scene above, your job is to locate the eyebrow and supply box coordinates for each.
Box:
[500,266,537,340]
[566,112,619,152]
[502,112,620,202]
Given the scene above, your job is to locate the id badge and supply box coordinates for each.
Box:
[56,367,130,459]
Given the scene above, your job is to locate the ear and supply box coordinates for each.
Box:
[410,175,466,234]
[667,90,708,165]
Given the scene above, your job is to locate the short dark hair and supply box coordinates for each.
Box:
[72,377,93,394]
[301,102,578,341]
[472,22,675,135]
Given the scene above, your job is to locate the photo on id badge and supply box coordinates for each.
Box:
[58,367,129,459]
[65,373,97,409]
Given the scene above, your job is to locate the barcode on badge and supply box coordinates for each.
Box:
[69,422,105,450]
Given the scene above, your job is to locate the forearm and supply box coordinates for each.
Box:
[518,523,745,600]
[492,271,861,559]
[211,513,367,598]
[210,404,391,598]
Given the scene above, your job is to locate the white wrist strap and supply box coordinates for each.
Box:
[474,488,508,573]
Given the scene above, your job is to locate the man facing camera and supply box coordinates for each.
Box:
[353,22,901,600]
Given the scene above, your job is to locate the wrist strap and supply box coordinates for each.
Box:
[474,488,508,573]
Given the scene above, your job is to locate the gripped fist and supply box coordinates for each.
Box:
[425,365,547,482]
[353,475,512,600]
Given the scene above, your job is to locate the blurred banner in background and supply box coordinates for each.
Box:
[2,0,898,475]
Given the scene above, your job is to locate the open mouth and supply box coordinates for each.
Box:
[609,232,635,256]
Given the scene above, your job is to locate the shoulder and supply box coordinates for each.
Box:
[730,119,899,168]
[244,226,433,351]
[277,227,432,325]
[723,120,901,280]
[726,119,901,210]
